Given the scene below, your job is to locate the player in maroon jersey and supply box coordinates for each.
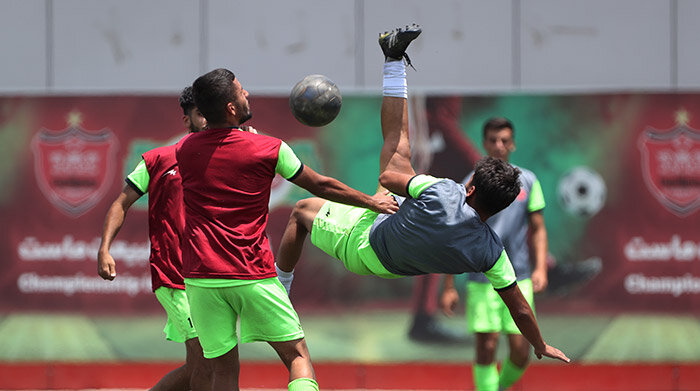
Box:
[177,68,399,391]
[97,87,212,391]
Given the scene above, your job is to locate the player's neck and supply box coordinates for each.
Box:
[475,209,489,222]
[465,197,490,222]
[208,122,240,130]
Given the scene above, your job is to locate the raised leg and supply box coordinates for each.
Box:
[377,25,422,186]
[276,197,326,274]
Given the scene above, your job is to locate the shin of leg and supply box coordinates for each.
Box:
[185,338,211,391]
[475,333,500,365]
[499,335,529,389]
[507,334,531,367]
[269,338,315,381]
[211,346,240,391]
[380,96,414,176]
[150,364,189,391]
[277,198,324,272]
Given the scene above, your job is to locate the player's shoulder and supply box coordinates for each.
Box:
[143,142,178,161]
[249,130,281,143]
[410,175,458,198]
[511,164,538,186]
[470,221,504,261]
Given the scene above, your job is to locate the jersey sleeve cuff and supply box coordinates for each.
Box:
[125,178,145,196]
[287,163,304,181]
[405,175,419,198]
[494,281,518,292]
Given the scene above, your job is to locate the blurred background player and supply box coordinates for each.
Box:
[97,86,211,391]
[408,96,480,343]
[442,117,549,391]
[177,68,398,391]
[276,24,568,366]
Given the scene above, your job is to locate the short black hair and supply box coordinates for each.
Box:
[192,68,236,124]
[482,117,514,139]
[179,86,195,115]
[471,156,521,216]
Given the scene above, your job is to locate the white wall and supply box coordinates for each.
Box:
[0,0,697,94]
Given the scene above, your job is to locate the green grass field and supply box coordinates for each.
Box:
[2,309,700,364]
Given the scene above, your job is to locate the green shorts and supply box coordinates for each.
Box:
[154,287,198,343]
[184,277,304,359]
[310,200,400,279]
[466,278,535,334]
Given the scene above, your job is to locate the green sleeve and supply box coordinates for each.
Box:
[275,141,303,180]
[125,159,149,194]
[407,174,441,198]
[528,179,546,212]
[483,250,517,290]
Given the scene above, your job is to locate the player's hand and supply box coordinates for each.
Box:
[369,191,399,214]
[535,343,570,363]
[97,250,117,280]
[240,125,258,134]
[531,268,548,293]
[440,287,460,316]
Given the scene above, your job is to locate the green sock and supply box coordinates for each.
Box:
[288,377,319,391]
[473,363,499,391]
[498,358,526,389]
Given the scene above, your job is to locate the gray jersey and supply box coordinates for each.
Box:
[464,165,545,282]
[369,177,505,276]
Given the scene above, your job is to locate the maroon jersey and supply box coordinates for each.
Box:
[176,128,285,280]
[128,143,187,291]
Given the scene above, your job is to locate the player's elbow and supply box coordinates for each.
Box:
[378,171,394,190]
[510,308,531,324]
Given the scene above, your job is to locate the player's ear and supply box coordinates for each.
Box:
[465,184,475,197]
[182,114,191,129]
[226,102,236,116]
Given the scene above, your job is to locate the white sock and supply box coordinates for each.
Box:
[275,263,294,295]
[383,60,407,98]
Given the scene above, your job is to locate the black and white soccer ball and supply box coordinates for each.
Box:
[289,74,342,127]
[557,166,607,217]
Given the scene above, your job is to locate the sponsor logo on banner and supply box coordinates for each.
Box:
[31,112,118,217]
[638,110,700,217]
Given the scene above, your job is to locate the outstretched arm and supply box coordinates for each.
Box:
[292,165,398,214]
[97,185,141,280]
[497,284,570,363]
[529,210,549,292]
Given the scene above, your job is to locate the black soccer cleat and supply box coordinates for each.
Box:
[378,23,422,69]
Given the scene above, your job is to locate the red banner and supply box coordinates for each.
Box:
[2,94,700,314]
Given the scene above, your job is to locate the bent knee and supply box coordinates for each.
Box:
[293,198,325,217]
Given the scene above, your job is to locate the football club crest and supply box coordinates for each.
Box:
[638,110,700,217]
[31,112,118,217]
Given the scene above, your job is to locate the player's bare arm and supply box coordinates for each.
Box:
[291,165,398,214]
[378,169,415,197]
[97,185,141,280]
[497,283,570,363]
[439,274,460,317]
[529,210,549,292]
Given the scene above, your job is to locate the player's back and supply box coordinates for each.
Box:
[141,143,186,290]
[369,179,504,276]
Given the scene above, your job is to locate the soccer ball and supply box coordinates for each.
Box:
[557,166,607,217]
[289,74,342,127]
